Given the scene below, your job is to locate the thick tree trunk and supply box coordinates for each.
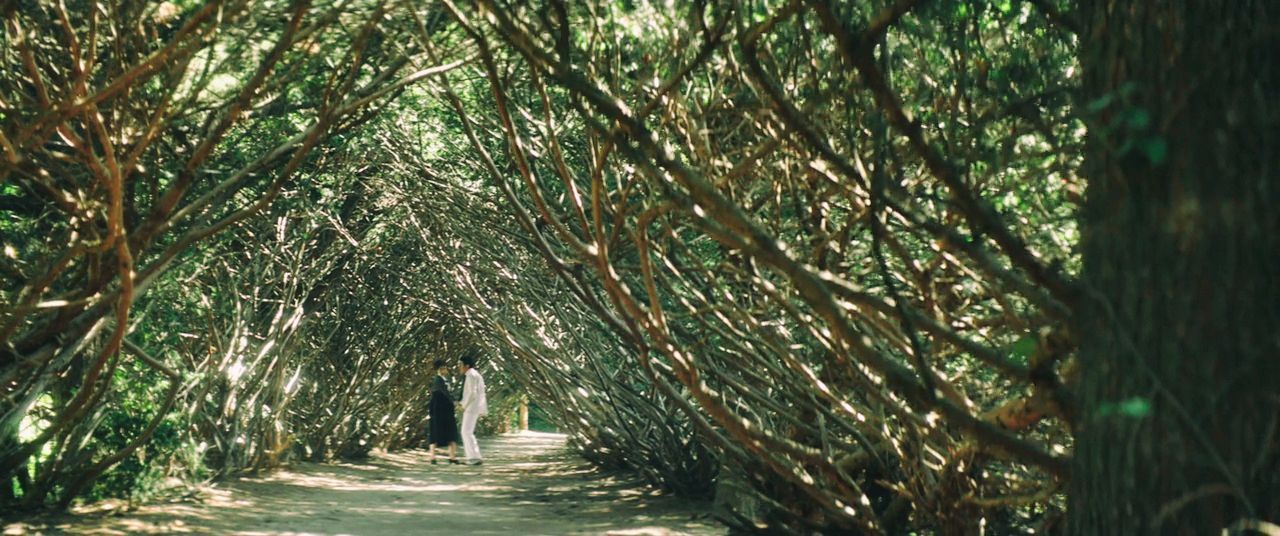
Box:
[1071,2,1280,533]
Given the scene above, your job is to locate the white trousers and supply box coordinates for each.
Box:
[461,408,483,461]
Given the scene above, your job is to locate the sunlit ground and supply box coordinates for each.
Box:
[2,432,721,536]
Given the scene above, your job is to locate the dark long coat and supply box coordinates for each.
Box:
[427,376,460,447]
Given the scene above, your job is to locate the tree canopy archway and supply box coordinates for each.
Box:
[2,1,1276,534]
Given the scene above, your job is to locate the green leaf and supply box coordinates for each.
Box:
[1125,108,1150,130]
[1141,137,1168,164]
[1098,396,1151,419]
[1007,335,1037,364]
[1085,93,1114,114]
[1118,397,1151,417]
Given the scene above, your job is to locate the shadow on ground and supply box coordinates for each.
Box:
[2,432,722,536]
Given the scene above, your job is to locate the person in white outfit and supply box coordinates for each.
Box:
[457,354,487,465]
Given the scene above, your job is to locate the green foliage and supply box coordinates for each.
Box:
[86,412,186,503]
[2,0,1097,531]
[526,404,558,433]
[82,360,196,504]
[0,0,466,510]
[1096,397,1152,419]
[1007,334,1038,365]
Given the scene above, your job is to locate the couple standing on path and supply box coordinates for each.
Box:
[426,355,487,465]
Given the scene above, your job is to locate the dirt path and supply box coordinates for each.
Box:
[3,432,724,535]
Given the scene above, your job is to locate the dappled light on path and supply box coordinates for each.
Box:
[2,433,721,536]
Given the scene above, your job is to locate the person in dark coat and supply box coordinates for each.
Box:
[427,358,461,465]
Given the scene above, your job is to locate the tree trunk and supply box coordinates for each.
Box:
[1071,2,1280,533]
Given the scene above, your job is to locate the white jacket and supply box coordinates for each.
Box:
[461,368,488,415]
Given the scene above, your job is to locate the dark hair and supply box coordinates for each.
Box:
[433,358,446,369]
[460,354,477,368]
